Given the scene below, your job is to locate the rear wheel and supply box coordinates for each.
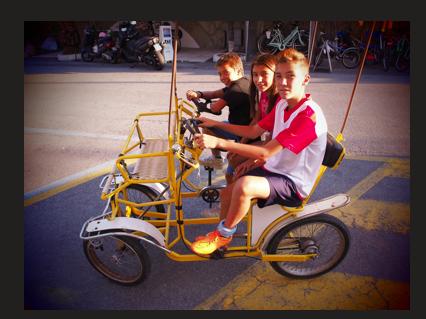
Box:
[395,51,410,72]
[83,235,151,285]
[341,48,360,69]
[153,50,165,70]
[81,49,94,62]
[382,47,391,71]
[257,32,278,54]
[119,184,166,219]
[266,214,350,279]
[292,32,309,56]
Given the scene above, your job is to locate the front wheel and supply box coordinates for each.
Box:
[382,47,391,71]
[81,49,94,62]
[118,184,166,219]
[341,48,360,69]
[257,33,278,54]
[83,235,151,285]
[153,50,165,70]
[266,214,350,279]
[395,52,410,72]
[292,32,309,56]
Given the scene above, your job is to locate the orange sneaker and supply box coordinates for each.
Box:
[191,230,232,255]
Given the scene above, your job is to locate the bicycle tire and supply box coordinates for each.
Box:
[382,47,391,71]
[81,49,94,62]
[83,235,151,285]
[292,32,309,56]
[266,214,350,279]
[153,50,165,70]
[257,33,278,54]
[119,184,166,219]
[341,48,360,69]
[395,53,410,72]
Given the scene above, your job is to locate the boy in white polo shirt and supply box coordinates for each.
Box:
[191,48,328,255]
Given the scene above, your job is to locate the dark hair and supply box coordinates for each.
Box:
[249,53,278,119]
[215,52,244,76]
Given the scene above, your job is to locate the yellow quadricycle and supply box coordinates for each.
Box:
[80,21,376,285]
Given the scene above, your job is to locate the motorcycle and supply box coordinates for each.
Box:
[118,21,166,70]
[81,26,119,64]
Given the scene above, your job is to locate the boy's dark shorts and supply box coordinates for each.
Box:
[242,166,302,208]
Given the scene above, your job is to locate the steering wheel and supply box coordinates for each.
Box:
[181,117,201,135]
[192,98,222,116]
[173,117,202,169]
[172,142,199,169]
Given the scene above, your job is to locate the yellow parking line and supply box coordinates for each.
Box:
[195,157,410,310]
[195,262,409,310]
[24,167,111,207]
[330,199,410,234]
[326,158,410,233]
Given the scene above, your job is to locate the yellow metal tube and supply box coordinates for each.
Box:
[261,253,316,262]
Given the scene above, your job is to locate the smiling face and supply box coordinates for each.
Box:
[252,64,275,93]
[274,61,310,107]
[217,64,242,87]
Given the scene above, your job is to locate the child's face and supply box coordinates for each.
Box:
[217,64,241,87]
[274,62,310,102]
[252,64,275,93]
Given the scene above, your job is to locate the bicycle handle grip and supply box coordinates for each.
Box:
[102,174,114,195]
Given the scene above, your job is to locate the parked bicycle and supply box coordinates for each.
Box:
[394,34,410,72]
[312,31,361,71]
[257,22,309,55]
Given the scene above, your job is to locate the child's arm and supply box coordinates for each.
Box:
[186,88,224,101]
[195,134,283,162]
[186,89,227,114]
[240,110,262,144]
[199,117,264,139]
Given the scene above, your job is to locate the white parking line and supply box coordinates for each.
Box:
[24,160,115,204]
[24,127,130,141]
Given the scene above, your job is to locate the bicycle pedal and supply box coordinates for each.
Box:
[210,248,227,259]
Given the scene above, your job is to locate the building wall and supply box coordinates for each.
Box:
[24,20,410,56]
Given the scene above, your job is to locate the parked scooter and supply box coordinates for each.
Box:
[81,26,119,63]
[117,21,166,70]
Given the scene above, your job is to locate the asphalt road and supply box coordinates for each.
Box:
[24,57,410,194]
[24,56,410,310]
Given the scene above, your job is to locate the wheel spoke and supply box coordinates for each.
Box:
[267,215,350,278]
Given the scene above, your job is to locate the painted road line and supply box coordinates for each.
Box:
[194,262,409,310]
[24,127,132,141]
[23,136,166,206]
[195,158,410,310]
[24,160,115,207]
[345,155,410,178]
[330,199,409,234]
[329,158,410,233]
[344,159,409,201]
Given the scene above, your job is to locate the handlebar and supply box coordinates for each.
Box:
[172,143,199,169]
[182,118,201,135]
[101,174,115,195]
[192,98,222,115]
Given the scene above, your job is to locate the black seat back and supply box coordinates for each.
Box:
[322,133,345,169]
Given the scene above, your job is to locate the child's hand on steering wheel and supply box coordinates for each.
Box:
[186,89,199,101]
[194,133,220,150]
[197,117,218,128]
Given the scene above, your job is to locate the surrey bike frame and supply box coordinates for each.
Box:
[80,95,349,263]
[80,21,377,282]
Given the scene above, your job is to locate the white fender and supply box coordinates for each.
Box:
[85,216,166,247]
[251,193,350,247]
[144,182,170,199]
